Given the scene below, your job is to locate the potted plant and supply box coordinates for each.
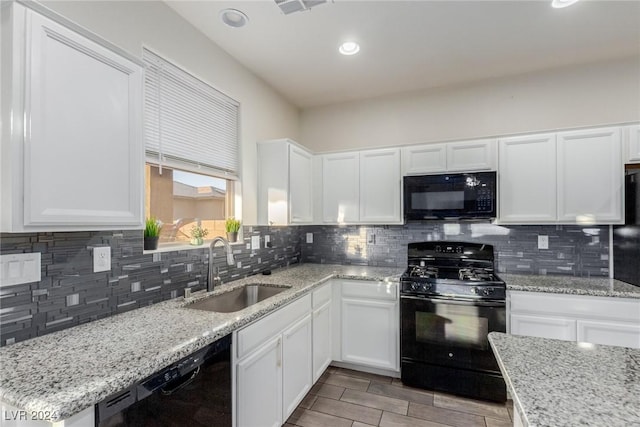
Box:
[189,225,209,246]
[225,217,241,243]
[144,217,162,250]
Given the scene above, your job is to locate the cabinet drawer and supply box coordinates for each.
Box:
[341,280,397,301]
[509,291,640,323]
[237,294,311,359]
[312,283,332,308]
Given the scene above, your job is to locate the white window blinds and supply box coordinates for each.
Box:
[143,49,239,179]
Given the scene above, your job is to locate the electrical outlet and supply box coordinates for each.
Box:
[264,235,271,247]
[93,246,111,272]
[251,235,260,250]
[306,233,313,244]
[538,235,549,250]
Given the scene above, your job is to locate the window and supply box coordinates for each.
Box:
[145,164,234,244]
[143,49,240,246]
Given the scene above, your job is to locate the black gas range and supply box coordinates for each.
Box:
[401,241,506,300]
[400,241,507,402]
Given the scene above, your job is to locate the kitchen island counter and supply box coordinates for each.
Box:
[488,332,640,427]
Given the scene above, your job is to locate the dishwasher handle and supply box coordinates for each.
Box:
[160,365,201,396]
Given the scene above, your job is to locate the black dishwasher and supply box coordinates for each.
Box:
[96,334,231,427]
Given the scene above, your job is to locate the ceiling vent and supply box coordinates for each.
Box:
[275,0,330,15]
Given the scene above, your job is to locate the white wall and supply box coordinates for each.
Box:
[43,0,300,225]
[300,57,640,152]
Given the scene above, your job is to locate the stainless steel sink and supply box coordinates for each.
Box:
[187,284,290,313]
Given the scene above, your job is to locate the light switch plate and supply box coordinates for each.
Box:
[0,253,41,287]
[306,233,313,244]
[251,236,260,250]
[538,235,549,250]
[93,246,111,273]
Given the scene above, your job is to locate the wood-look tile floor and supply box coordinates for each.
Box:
[286,367,513,427]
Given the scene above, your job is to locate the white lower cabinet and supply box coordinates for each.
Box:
[508,291,640,348]
[312,283,333,383]
[234,295,311,427]
[509,313,577,341]
[339,280,399,371]
[282,314,313,419]
[576,319,640,348]
[236,336,282,427]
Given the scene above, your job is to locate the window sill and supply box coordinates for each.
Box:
[143,239,244,255]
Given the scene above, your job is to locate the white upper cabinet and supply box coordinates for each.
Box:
[498,133,557,223]
[289,145,314,223]
[257,139,313,225]
[625,124,640,163]
[321,152,360,223]
[446,139,497,172]
[402,143,447,175]
[321,148,402,224]
[497,126,623,225]
[1,3,144,232]
[401,139,495,175]
[359,148,402,223]
[557,127,622,224]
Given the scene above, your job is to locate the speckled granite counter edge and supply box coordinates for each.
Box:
[488,334,530,427]
[502,273,640,299]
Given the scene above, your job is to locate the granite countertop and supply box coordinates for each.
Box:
[501,273,640,299]
[0,263,403,422]
[488,332,640,427]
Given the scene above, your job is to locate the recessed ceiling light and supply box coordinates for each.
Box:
[220,9,249,28]
[339,41,360,56]
[551,0,580,8]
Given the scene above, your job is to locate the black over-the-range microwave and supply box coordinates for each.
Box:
[403,171,497,220]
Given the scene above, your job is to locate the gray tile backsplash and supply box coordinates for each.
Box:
[0,222,610,346]
[299,223,610,277]
[0,226,301,346]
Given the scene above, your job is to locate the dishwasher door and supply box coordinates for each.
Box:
[97,335,232,427]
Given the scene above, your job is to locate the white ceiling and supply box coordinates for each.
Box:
[166,0,640,108]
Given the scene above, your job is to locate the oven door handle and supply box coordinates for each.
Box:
[400,295,505,307]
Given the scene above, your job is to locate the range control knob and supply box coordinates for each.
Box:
[470,287,478,294]
[410,283,420,292]
[483,288,494,296]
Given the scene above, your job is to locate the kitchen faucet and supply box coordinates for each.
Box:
[208,236,235,292]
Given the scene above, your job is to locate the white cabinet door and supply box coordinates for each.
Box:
[289,145,313,223]
[557,127,623,223]
[236,336,282,427]
[359,148,401,223]
[322,153,360,223]
[401,143,447,175]
[510,314,577,341]
[341,298,398,370]
[282,314,313,420]
[23,9,143,229]
[498,133,557,223]
[577,320,640,348]
[446,139,496,172]
[626,124,640,163]
[257,139,313,225]
[312,300,332,382]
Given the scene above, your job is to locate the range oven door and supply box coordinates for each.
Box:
[400,295,505,373]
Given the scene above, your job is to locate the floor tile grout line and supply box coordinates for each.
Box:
[289,407,354,427]
[311,396,385,424]
[305,406,382,425]
[415,399,511,422]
